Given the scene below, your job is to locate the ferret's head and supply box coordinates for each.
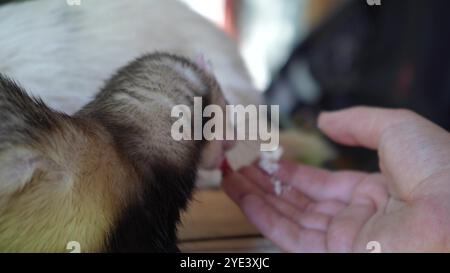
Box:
[172,54,236,170]
[79,53,234,173]
[190,55,236,170]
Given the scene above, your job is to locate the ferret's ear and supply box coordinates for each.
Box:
[0,75,70,197]
[0,146,41,197]
[0,146,68,199]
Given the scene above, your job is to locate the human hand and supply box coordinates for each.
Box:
[222,107,450,252]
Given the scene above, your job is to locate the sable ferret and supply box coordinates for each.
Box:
[0,52,227,252]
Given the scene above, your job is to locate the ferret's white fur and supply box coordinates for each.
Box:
[0,0,263,186]
[0,0,262,114]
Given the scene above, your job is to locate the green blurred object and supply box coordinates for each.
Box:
[280,129,336,167]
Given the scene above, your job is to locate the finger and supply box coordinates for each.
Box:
[278,161,368,203]
[351,173,389,212]
[222,171,265,204]
[238,165,272,192]
[326,176,387,252]
[317,107,424,149]
[305,200,347,216]
[240,194,327,252]
[327,202,376,252]
[264,195,331,232]
[319,107,450,199]
[230,166,329,231]
[239,165,312,211]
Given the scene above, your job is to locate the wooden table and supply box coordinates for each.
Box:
[178,189,280,253]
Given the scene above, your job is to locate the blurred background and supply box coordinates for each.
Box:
[182,0,450,172]
[1,0,450,252]
[1,0,449,172]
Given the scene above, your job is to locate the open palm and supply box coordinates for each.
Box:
[223,107,450,252]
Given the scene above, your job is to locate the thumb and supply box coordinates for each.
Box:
[317,107,423,150]
[318,106,450,199]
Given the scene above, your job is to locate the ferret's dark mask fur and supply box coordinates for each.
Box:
[0,53,226,252]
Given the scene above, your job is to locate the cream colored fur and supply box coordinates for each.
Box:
[0,122,139,252]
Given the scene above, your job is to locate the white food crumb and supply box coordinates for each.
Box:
[273,179,283,196]
[259,160,279,175]
[258,148,286,196]
[259,147,284,175]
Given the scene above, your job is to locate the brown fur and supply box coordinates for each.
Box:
[0,53,225,252]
